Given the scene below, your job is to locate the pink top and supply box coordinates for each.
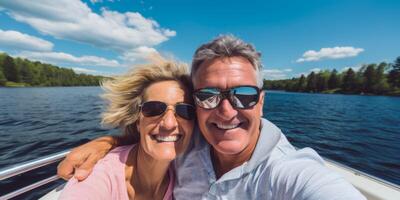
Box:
[59,145,174,200]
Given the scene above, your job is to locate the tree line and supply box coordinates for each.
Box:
[263,57,400,96]
[0,53,105,87]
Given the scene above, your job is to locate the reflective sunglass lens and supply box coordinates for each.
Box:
[230,86,259,108]
[175,104,195,120]
[232,86,259,95]
[141,101,195,120]
[194,91,220,109]
[195,88,219,100]
[194,86,260,109]
[141,101,166,117]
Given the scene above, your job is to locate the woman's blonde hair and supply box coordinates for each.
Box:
[101,55,192,145]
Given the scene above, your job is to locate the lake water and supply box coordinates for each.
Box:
[0,87,399,199]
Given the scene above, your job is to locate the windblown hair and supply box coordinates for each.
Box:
[101,55,192,145]
[191,34,264,88]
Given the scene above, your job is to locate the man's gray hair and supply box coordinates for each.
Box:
[191,35,264,88]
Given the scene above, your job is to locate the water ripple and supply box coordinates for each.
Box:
[0,88,399,199]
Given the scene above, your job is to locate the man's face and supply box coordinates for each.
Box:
[193,56,264,156]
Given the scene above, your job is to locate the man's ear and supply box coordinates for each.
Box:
[259,91,265,117]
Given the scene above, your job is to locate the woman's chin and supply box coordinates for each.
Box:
[150,147,179,161]
[153,154,177,162]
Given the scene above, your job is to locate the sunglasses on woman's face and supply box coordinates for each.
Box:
[193,85,261,109]
[140,101,196,120]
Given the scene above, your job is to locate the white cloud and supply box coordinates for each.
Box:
[297,46,364,62]
[0,29,53,51]
[0,0,175,57]
[15,51,121,67]
[72,67,115,76]
[119,46,159,64]
[263,68,293,80]
[90,0,102,4]
[72,67,98,74]
[283,69,292,72]
[309,68,321,72]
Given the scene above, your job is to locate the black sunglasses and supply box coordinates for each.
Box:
[193,85,261,109]
[140,101,195,120]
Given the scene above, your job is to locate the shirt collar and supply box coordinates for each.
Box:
[244,118,281,173]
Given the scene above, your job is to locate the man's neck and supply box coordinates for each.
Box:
[210,122,263,179]
[127,145,170,199]
[211,136,259,179]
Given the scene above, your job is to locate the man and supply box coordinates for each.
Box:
[58,35,365,199]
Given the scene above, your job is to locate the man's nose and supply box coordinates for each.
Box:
[160,108,178,130]
[215,98,238,120]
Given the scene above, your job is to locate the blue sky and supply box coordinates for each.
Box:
[0,0,399,79]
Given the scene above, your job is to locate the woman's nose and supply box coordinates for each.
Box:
[160,108,178,130]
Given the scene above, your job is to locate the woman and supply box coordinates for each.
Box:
[59,56,195,200]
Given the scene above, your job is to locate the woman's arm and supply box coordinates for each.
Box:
[57,136,121,180]
[58,148,128,200]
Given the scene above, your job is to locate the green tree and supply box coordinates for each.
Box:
[328,69,340,89]
[374,62,390,94]
[284,78,297,91]
[294,74,306,91]
[19,62,34,84]
[3,56,21,82]
[388,56,400,88]
[0,70,6,86]
[363,64,378,93]
[306,72,317,92]
[0,55,105,87]
[342,68,357,92]
[260,59,399,96]
[0,53,6,67]
[316,71,330,92]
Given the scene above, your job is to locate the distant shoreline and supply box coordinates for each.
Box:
[1,53,106,87]
[264,89,400,97]
[0,83,101,88]
[2,85,398,97]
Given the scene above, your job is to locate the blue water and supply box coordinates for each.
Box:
[0,87,399,199]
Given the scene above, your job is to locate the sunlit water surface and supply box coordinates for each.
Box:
[0,87,399,199]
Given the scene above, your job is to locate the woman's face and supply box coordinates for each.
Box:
[137,80,194,161]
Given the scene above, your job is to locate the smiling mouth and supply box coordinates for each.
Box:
[152,135,182,142]
[213,122,243,130]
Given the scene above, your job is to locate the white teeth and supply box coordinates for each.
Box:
[215,123,240,130]
[154,135,180,142]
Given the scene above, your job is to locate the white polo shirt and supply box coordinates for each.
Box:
[173,118,366,200]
